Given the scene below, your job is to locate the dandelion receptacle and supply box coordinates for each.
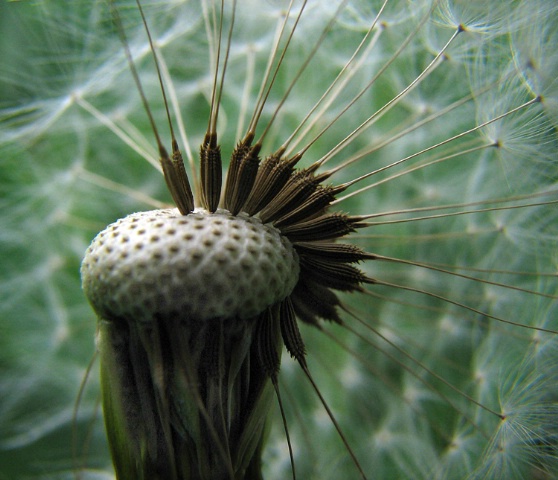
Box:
[1,1,557,479]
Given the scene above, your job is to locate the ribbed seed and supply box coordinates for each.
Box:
[290,278,342,325]
[279,212,356,242]
[279,297,307,366]
[199,132,222,212]
[273,184,347,228]
[259,170,318,223]
[222,134,253,211]
[300,255,373,292]
[243,153,301,215]
[227,146,261,215]
[293,242,372,263]
[255,306,282,380]
[160,146,195,214]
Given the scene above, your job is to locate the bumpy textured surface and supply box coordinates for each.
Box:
[81,209,299,322]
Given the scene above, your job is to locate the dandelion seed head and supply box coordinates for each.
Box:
[434,0,520,36]
[478,370,558,478]
[2,0,558,478]
[511,2,558,108]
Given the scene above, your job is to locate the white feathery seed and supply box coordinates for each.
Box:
[81,208,300,322]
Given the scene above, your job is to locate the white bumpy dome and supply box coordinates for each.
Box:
[81,209,300,322]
